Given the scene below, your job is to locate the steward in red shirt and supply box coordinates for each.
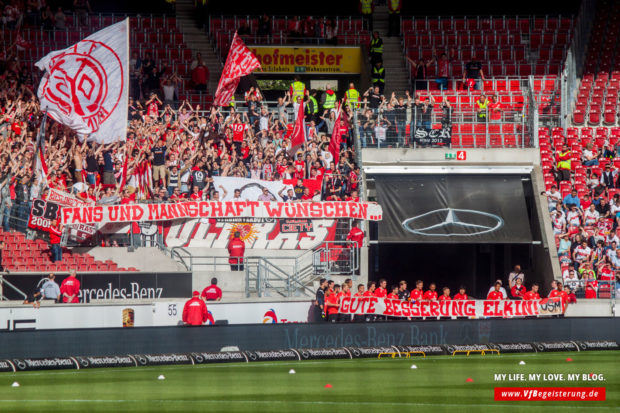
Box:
[487,282,504,300]
[346,221,364,248]
[59,270,81,303]
[410,280,424,302]
[201,278,222,301]
[453,286,468,300]
[182,291,208,326]
[228,231,245,271]
[423,283,438,300]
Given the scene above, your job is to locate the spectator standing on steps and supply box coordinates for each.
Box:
[182,291,208,326]
[387,0,402,37]
[228,231,245,271]
[47,218,63,263]
[359,0,374,32]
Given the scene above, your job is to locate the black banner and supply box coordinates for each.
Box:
[75,355,136,369]
[280,219,314,233]
[12,357,77,371]
[1,272,192,302]
[412,127,451,146]
[191,352,248,364]
[488,343,537,353]
[348,346,400,358]
[532,342,580,352]
[132,354,193,366]
[396,345,446,356]
[0,360,15,372]
[243,350,300,362]
[296,348,352,360]
[444,344,491,354]
[575,340,620,351]
[372,174,533,243]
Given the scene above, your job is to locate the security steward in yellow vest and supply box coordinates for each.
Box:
[305,90,319,123]
[290,76,306,102]
[388,0,402,37]
[475,94,489,123]
[372,61,385,94]
[369,31,383,65]
[359,0,374,32]
[557,144,572,182]
[345,83,360,110]
[322,88,337,113]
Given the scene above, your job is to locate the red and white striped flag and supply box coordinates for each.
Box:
[213,32,261,107]
[329,102,348,164]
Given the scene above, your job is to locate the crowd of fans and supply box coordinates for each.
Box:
[315,274,581,322]
[0,56,362,236]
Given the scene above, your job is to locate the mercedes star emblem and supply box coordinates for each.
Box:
[402,208,504,236]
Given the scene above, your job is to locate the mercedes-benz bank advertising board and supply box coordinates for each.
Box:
[368,174,546,296]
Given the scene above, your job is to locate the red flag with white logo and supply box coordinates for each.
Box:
[213,32,262,107]
[288,100,306,155]
[35,19,129,144]
[329,103,348,164]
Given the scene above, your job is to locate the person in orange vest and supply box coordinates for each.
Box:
[228,231,246,271]
[182,291,208,326]
[387,0,402,37]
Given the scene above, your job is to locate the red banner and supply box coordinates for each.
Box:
[338,297,563,318]
[214,32,262,107]
[60,201,383,225]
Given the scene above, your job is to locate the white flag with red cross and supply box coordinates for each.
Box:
[36,19,129,144]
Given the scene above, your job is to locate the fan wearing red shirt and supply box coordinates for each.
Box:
[59,270,81,303]
[387,285,399,300]
[549,281,569,312]
[47,219,63,262]
[325,287,340,322]
[374,279,388,298]
[438,287,451,300]
[453,286,468,300]
[182,291,208,326]
[345,189,360,202]
[228,231,245,271]
[363,281,376,297]
[584,274,598,299]
[522,284,541,301]
[230,122,248,143]
[201,278,222,301]
[423,283,438,300]
[487,282,504,300]
[189,186,203,201]
[354,284,365,297]
[410,280,424,302]
[510,278,526,299]
[338,283,352,322]
[294,154,305,179]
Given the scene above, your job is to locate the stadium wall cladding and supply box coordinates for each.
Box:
[0,317,619,359]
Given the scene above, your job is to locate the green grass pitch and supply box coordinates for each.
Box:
[0,351,617,412]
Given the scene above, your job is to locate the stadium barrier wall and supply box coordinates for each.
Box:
[0,340,618,373]
[0,317,619,359]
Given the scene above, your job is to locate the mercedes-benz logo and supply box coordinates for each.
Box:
[193,353,204,363]
[78,357,89,368]
[14,359,26,370]
[402,208,504,237]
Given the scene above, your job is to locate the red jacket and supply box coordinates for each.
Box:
[48,225,62,244]
[182,297,208,325]
[60,276,81,303]
[228,237,245,264]
[346,227,364,248]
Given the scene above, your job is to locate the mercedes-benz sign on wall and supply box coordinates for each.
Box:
[373,174,532,243]
[402,208,504,237]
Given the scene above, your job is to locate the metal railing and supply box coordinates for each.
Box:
[0,275,28,301]
[312,241,359,277]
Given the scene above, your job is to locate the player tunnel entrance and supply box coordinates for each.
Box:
[366,173,554,297]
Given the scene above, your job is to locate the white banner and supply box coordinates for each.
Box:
[212,177,293,202]
[60,201,383,224]
[36,19,129,144]
[0,301,313,330]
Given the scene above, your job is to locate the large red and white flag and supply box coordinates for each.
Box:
[288,100,306,155]
[35,19,129,144]
[329,103,347,164]
[213,32,261,107]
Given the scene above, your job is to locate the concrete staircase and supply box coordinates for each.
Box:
[373,4,410,97]
[175,0,222,95]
